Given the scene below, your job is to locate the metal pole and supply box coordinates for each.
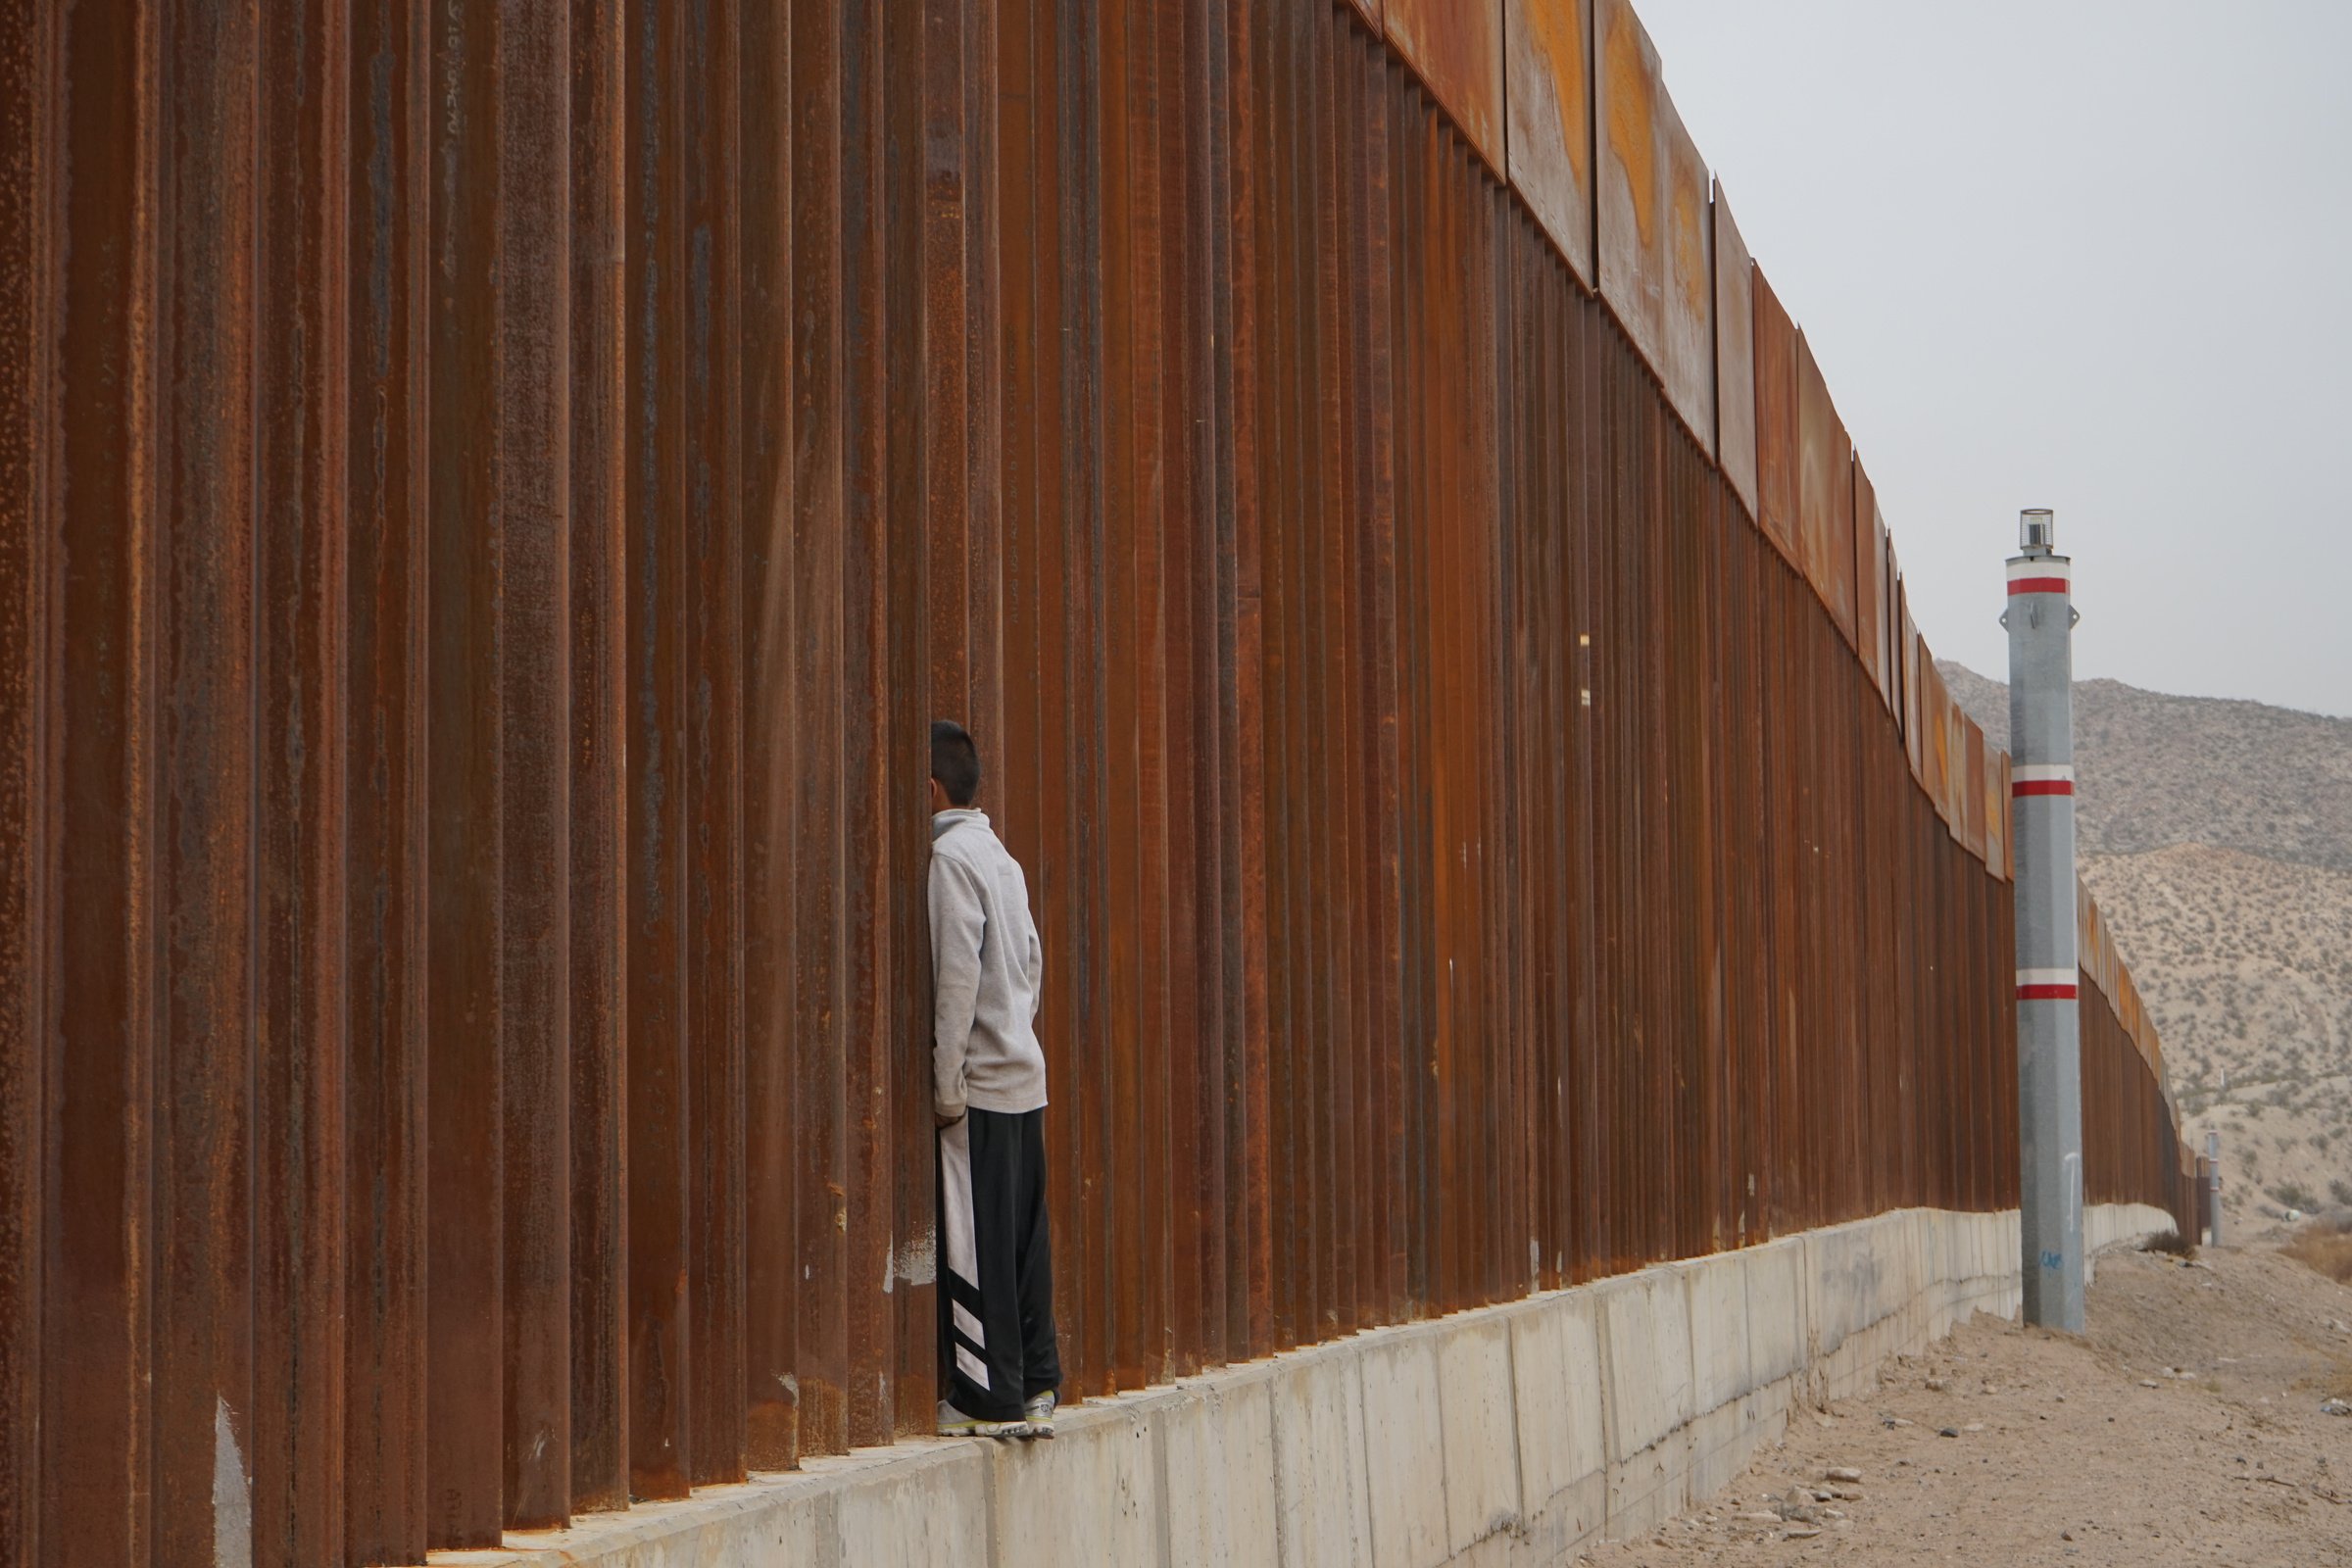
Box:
[2006,508,2084,1330]
[2205,1129,2223,1247]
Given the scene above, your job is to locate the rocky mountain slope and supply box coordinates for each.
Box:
[1942,663,2352,1227]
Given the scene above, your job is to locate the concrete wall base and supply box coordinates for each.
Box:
[433,1203,2176,1568]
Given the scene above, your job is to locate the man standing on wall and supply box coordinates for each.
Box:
[928,718,1063,1438]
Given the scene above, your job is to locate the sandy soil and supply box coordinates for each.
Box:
[1577,1244,2352,1568]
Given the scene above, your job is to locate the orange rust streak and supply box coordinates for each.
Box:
[1527,0,1588,184]
[1602,4,1655,251]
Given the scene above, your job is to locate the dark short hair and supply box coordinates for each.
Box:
[931,719,981,807]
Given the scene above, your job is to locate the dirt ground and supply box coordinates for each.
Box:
[1578,1243,2352,1568]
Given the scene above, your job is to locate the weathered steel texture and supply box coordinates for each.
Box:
[1592,0,1711,449]
[0,3,46,1558]
[1711,179,1756,517]
[1985,746,2009,885]
[0,1,2192,1560]
[567,0,630,1514]
[1504,0,1594,287]
[424,0,531,1540]
[255,1,353,1560]
[344,0,431,1555]
[1593,0,1661,399]
[622,0,692,1499]
[1851,460,1883,697]
[1386,0,1506,172]
[1750,263,1799,566]
[737,0,796,1472]
[497,0,577,1532]
[1794,330,1856,645]
[1657,85,1713,455]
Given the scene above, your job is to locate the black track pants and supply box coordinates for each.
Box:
[938,1106,1061,1420]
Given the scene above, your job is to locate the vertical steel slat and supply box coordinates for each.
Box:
[498,0,576,1530]
[1199,0,1242,1366]
[423,0,503,1539]
[151,0,260,1558]
[785,0,849,1457]
[342,0,429,1551]
[736,0,795,1466]
[623,0,693,1496]
[888,0,932,1439]
[567,0,631,1511]
[1157,0,1208,1378]
[48,4,162,1556]
[1358,32,1408,1325]
[683,0,747,1485]
[0,4,50,1555]
[253,0,351,1556]
[1223,0,1275,1366]
[838,0,896,1450]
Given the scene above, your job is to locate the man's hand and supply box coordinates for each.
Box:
[935,1108,964,1130]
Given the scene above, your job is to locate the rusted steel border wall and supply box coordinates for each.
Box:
[0,1,2186,1562]
[2080,884,2192,1235]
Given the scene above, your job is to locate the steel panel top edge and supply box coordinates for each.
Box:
[1388,0,1506,173]
[1849,456,1881,692]
[1749,261,1798,564]
[1711,177,1756,516]
[1793,328,1854,642]
[1655,80,1712,454]
[1593,0,1665,384]
[1344,0,1383,29]
[1504,0,1594,287]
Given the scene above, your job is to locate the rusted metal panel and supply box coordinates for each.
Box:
[343,0,431,1555]
[1850,460,1882,698]
[151,7,261,1568]
[1658,87,1713,455]
[838,0,899,1452]
[1711,180,1756,517]
[1986,748,2009,883]
[737,0,798,1467]
[1794,330,1855,644]
[48,9,163,1562]
[1591,0,1712,449]
[1386,0,1505,173]
[254,1,352,1560]
[684,0,748,1487]
[423,0,505,1541]
[0,2,46,1554]
[567,0,630,1513]
[1593,0,1661,397]
[1941,664,1969,844]
[623,0,694,1499]
[497,0,577,1532]
[1750,264,1798,565]
[1961,717,1987,862]
[1504,0,1594,287]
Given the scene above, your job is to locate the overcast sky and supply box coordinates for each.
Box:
[1636,0,2352,717]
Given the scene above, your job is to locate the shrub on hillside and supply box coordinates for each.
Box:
[2268,1181,2319,1211]
[2283,1218,2352,1286]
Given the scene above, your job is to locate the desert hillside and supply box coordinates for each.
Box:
[1939,663,2352,872]
[1943,662,2352,1228]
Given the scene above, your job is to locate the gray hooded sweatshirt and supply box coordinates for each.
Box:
[928,808,1048,1117]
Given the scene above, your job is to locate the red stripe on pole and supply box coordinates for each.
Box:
[2006,577,2068,596]
[2012,779,2073,797]
[2017,983,2078,1001]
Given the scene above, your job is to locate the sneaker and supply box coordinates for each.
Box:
[937,1399,1028,1440]
[1021,1390,1057,1439]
